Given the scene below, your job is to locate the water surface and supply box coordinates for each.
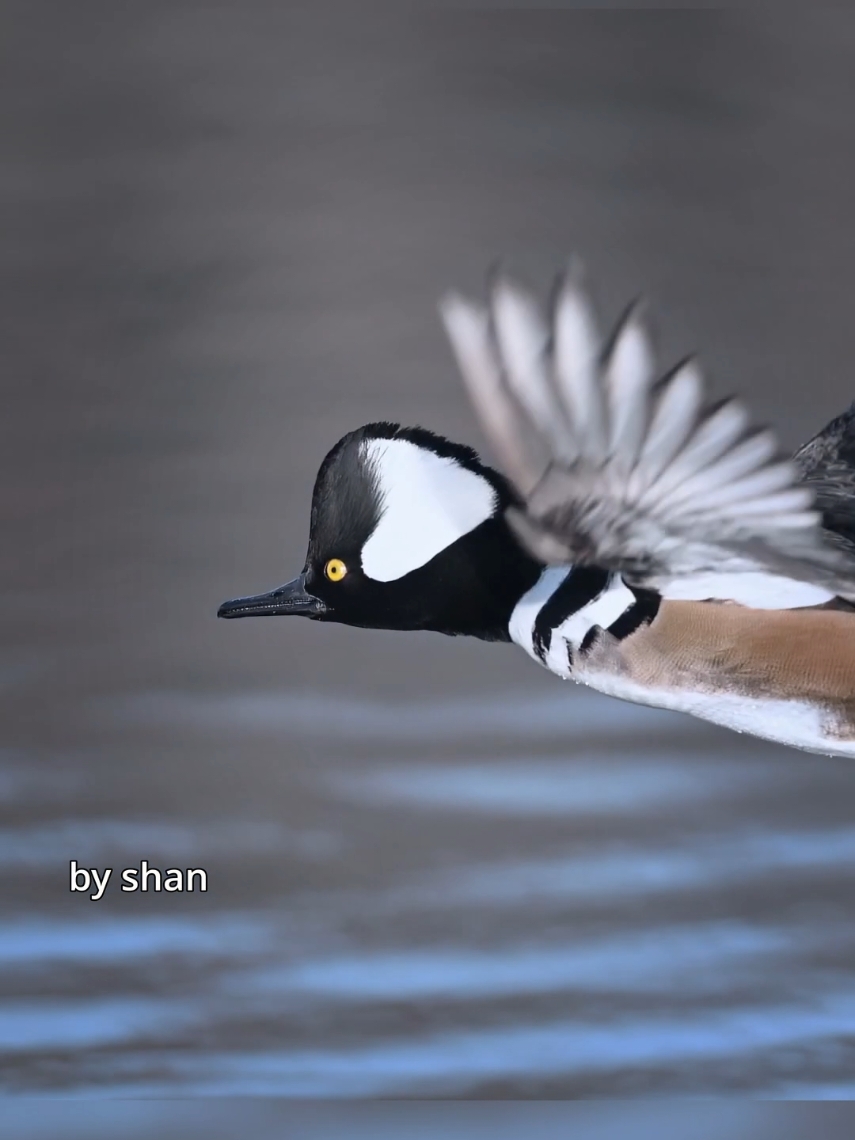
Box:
[4,7,855,1097]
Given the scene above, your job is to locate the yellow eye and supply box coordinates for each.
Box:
[324,558,348,582]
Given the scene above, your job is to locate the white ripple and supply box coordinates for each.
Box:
[402,825,855,907]
[159,990,855,1096]
[328,753,762,815]
[0,913,272,965]
[228,920,792,1003]
[0,818,337,869]
[0,997,201,1052]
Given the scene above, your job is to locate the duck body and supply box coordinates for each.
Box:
[219,265,855,758]
[508,565,855,756]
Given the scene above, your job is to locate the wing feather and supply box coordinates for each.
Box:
[628,361,704,497]
[552,265,607,462]
[605,305,654,476]
[440,265,855,603]
[489,277,574,462]
[439,293,545,496]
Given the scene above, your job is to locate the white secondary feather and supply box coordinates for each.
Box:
[359,438,498,582]
[643,399,751,503]
[440,264,855,604]
[654,430,775,510]
[552,268,606,461]
[439,295,544,495]
[660,571,833,608]
[491,278,568,457]
[606,308,654,475]
[628,360,703,497]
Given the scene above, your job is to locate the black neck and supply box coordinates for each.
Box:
[412,515,544,642]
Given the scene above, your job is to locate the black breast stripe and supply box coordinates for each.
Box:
[532,566,611,662]
[571,585,662,672]
[606,587,661,642]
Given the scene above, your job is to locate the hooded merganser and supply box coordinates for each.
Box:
[219,265,855,757]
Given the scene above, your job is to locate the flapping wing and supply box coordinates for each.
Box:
[440,263,855,604]
[794,402,855,556]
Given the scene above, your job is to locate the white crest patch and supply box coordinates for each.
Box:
[359,438,498,582]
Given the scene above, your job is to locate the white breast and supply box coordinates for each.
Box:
[509,566,635,680]
[508,566,571,658]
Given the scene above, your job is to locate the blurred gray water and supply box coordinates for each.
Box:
[4,7,855,1100]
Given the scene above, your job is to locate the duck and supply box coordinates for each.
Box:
[219,262,855,758]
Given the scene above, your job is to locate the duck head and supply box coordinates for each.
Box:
[217,422,543,641]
